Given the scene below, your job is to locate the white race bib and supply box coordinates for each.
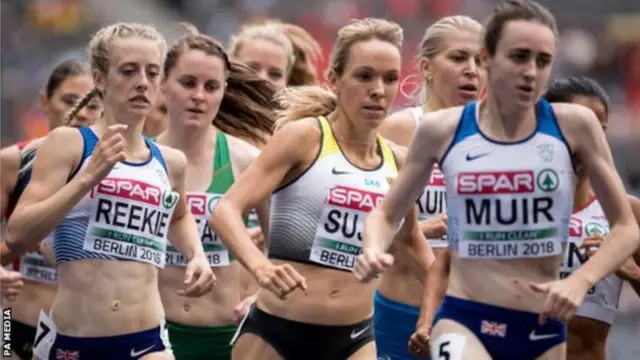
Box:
[83,178,179,268]
[310,176,388,270]
[33,310,57,360]
[431,333,466,360]
[19,251,56,284]
[166,193,232,267]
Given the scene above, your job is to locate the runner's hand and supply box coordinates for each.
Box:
[408,321,432,357]
[530,273,592,324]
[82,124,127,185]
[178,255,215,297]
[252,261,306,299]
[0,267,23,301]
[353,248,394,283]
[580,234,638,281]
[420,213,448,239]
[234,294,258,324]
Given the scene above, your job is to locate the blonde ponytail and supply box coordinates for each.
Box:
[274,86,336,130]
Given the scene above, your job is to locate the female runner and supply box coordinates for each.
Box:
[5,22,214,360]
[156,23,274,360]
[543,76,640,360]
[211,17,433,360]
[376,15,484,360]
[0,59,101,360]
[356,1,640,360]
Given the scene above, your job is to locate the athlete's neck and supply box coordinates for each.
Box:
[96,112,146,154]
[573,176,594,212]
[423,93,447,113]
[328,111,378,160]
[160,124,216,163]
[482,93,536,141]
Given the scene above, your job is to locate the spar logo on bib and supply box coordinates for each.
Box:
[569,217,583,237]
[457,170,535,195]
[94,178,163,204]
[585,222,608,236]
[429,165,445,186]
[186,194,218,216]
[162,191,178,210]
[327,186,383,213]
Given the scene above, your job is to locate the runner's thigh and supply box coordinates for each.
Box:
[536,342,566,360]
[430,319,492,360]
[347,341,376,360]
[232,333,284,360]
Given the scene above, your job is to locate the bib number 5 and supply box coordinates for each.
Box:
[33,310,57,360]
[431,333,466,360]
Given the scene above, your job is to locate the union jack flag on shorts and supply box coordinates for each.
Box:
[480,320,507,337]
[56,349,79,360]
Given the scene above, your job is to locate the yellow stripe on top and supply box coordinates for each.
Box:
[318,116,340,158]
[317,116,398,172]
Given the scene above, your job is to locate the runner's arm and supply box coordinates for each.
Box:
[388,143,436,282]
[0,145,21,265]
[161,146,206,261]
[4,128,85,257]
[39,240,56,267]
[363,112,450,254]
[630,195,640,266]
[210,119,317,274]
[418,248,450,329]
[567,106,640,287]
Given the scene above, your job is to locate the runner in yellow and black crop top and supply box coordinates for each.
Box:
[210,18,434,360]
[156,24,273,360]
[4,22,214,360]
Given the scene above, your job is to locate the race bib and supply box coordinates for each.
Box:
[561,214,610,294]
[166,193,233,267]
[19,251,56,284]
[33,310,57,360]
[455,169,565,259]
[84,178,179,268]
[310,176,387,270]
[431,333,466,360]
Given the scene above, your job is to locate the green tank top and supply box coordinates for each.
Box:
[165,131,240,267]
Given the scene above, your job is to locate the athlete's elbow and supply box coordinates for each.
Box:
[209,198,238,230]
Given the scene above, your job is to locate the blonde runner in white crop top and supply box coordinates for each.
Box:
[410,107,448,248]
[562,198,623,324]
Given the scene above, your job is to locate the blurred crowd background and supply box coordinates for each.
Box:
[1,0,639,358]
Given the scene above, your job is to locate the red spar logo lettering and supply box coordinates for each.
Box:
[568,216,583,238]
[427,165,445,186]
[327,186,384,213]
[186,194,207,216]
[95,178,162,206]
[457,171,535,195]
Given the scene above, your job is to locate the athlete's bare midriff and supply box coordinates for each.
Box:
[51,259,164,337]
[447,255,562,313]
[258,260,376,325]
[567,316,609,360]
[3,281,56,326]
[160,263,240,327]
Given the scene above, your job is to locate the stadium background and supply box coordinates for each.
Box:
[1,0,639,358]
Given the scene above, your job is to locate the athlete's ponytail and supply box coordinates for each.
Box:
[217,59,276,145]
[166,22,276,145]
[274,86,336,130]
[63,87,101,126]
